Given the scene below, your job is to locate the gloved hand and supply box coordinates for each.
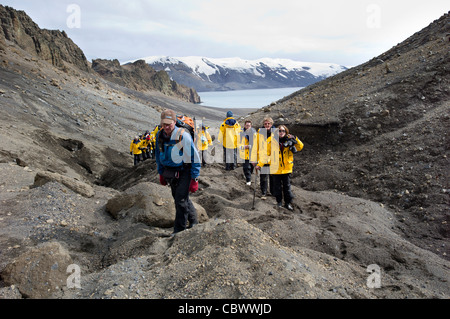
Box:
[159,175,167,186]
[189,179,198,193]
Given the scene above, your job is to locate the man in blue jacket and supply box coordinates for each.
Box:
[156,109,201,235]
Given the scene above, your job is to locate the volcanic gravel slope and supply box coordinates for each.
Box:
[0,9,448,300]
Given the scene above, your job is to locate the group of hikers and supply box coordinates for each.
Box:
[130,109,304,235]
[130,116,213,168]
[217,111,304,209]
[129,130,157,166]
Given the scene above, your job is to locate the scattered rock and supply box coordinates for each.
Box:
[50,78,61,89]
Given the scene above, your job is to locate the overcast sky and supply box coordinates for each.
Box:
[1,0,448,66]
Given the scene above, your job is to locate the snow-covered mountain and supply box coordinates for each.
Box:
[124,56,348,92]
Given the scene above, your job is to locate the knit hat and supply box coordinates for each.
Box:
[226,111,233,118]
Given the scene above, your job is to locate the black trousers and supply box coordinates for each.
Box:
[272,173,293,205]
[260,165,273,195]
[134,154,142,166]
[169,166,198,233]
[243,160,254,182]
[200,149,208,166]
[223,147,237,170]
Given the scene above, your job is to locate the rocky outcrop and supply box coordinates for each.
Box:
[0,5,200,104]
[33,171,95,198]
[92,59,201,103]
[0,5,90,72]
[0,28,5,52]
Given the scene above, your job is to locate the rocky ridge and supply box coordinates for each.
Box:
[0,5,200,104]
[0,5,89,72]
[92,59,201,104]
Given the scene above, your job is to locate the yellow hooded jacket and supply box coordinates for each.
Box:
[257,135,304,175]
[130,138,143,155]
[197,129,212,151]
[149,126,160,150]
[150,126,160,140]
[141,137,151,151]
[256,128,274,166]
[238,128,257,162]
[218,117,241,149]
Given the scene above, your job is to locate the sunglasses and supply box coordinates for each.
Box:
[279,130,286,132]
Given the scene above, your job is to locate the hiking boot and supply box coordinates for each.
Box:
[276,202,282,208]
[246,181,251,186]
[285,203,294,211]
[188,222,198,229]
[261,193,267,200]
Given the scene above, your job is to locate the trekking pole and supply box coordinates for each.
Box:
[252,169,258,210]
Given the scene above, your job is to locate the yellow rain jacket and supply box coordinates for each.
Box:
[150,126,160,150]
[130,138,143,155]
[141,137,151,151]
[149,134,156,151]
[258,135,303,175]
[218,117,241,149]
[256,128,274,166]
[197,129,212,151]
[238,128,257,162]
[150,126,160,140]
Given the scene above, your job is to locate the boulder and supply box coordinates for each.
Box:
[105,182,208,228]
[2,242,73,299]
[0,285,22,299]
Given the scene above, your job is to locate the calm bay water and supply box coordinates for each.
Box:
[199,87,303,109]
